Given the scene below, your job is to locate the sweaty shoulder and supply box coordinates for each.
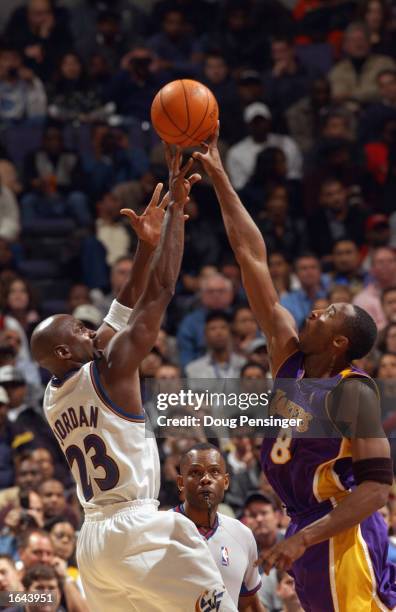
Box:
[327,376,384,439]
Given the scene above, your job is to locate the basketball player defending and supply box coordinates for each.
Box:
[31,146,237,612]
[193,126,396,611]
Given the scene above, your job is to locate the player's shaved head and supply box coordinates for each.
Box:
[31,315,97,376]
[179,443,225,473]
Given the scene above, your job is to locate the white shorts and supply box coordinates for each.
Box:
[77,499,238,612]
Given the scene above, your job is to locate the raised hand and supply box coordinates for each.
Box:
[192,122,223,178]
[121,183,167,247]
[164,143,201,205]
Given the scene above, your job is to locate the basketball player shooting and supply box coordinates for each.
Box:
[193,125,396,611]
[30,145,238,612]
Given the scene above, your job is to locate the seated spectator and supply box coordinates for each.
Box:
[286,77,332,154]
[263,34,319,115]
[0,159,22,198]
[0,385,14,489]
[0,184,20,243]
[82,124,149,202]
[226,103,303,190]
[0,555,23,592]
[95,192,131,267]
[147,8,201,77]
[200,51,238,111]
[67,284,91,313]
[364,116,396,190]
[280,254,330,329]
[244,338,270,375]
[154,329,178,365]
[328,284,353,304]
[378,321,396,354]
[0,327,41,406]
[0,46,47,123]
[328,239,368,294]
[354,246,396,329]
[275,570,304,612]
[76,10,128,72]
[232,307,259,356]
[30,448,54,482]
[359,70,396,144]
[360,214,391,271]
[4,0,73,82]
[72,305,102,332]
[0,454,42,516]
[307,178,367,258]
[185,310,245,380]
[1,489,44,559]
[47,52,105,123]
[381,287,396,325]
[21,125,91,228]
[0,366,60,467]
[46,516,81,590]
[257,187,308,261]
[268,252,300,298]
[105,46,168,121]
[357,0,395,57]
[329,22,396,105]
[4,563,66,612]
[181,195,220,277]
[91,255,133,316]
[38,480,79,529]
[177,273,234,368]
[0,277,40,339]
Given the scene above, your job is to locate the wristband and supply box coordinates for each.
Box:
[103,299,133,332]
[352,457,393,485]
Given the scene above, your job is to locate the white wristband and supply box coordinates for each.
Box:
[103,299,133,332]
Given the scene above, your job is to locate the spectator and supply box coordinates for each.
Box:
[329,22,396,105]
[354,246,396,329]
[95,192,131,266]
[0,555,23,591]
[0,277,40,339]
[1,489,44,559]
[16,528,53,573]
[357,0,394,57]
[263,34,319,114]
[30,448,54,482]
[378,321,396,354]
[0,324,40,397]
[286,77,332,154]
[328,284,353,304]
[185,310,246,380]
[0,159,22,198]
[0,184,20,243]
[91,255,133,316]
[177,274,234,368]
[67,284,91,313]
[38,480,79,529]
[307,178,367,258]
[105,46,168,121]
[268,252,300,297]
[147,8,201,76]
[76,10,128,72]
[72,305,102,331]
[4,0,73,82]
[21,125,91,228]
[280,254,330,329]
[47,52,105,123]
[226,102,303,190]
[232,307,259,355]
[46,516,82,591]
[329,239,368,294]
[3,563,65,612]
[361,214,391,271]
[181,195,220,277]
[257,187,308,261]
[0,455,42,514]
[82,124,149,202]
[359,69,396,143]
[244,338,270,374]
[275,570,304,612]
[364,116,396,191]
[0,385,14,489]
[0,46,47,122]
[381,287,396,325]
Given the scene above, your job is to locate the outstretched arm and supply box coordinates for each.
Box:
[193,126,298,374]
[100,147,200,391]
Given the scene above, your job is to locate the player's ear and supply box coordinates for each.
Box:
[54,345,71,360]
[176,474,184,493]
[223,473,230,492]
[333,335,348,352]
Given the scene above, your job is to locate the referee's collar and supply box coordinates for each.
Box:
[173,503,220,540]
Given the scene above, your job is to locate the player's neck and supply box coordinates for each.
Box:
[182,500,218,530]
[303,353,348,378]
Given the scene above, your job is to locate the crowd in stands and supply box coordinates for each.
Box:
[1,0,396,610]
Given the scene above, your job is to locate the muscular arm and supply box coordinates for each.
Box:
[259,380,392,573]
[193,127,298,375]
[239,593,267,611]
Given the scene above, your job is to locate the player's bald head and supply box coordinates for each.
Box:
[31,315,74,366]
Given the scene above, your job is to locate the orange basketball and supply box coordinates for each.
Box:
[151,79,219,147]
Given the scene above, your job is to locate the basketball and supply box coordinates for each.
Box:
[151,79,219,147]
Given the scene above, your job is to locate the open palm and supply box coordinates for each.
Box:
[121,183,168,247]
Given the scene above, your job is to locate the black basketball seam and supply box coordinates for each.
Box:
[157,82,213,143]
[187,87,210,142]
[159,87,188,135]
[181,80,191,133]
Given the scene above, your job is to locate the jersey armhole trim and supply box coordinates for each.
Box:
[90,361,145,422]
[239,581,262,597]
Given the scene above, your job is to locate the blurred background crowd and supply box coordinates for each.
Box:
[1,0,396,610]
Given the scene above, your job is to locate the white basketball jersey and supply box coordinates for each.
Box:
[44,361,160,510]
[173,506,261,606]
